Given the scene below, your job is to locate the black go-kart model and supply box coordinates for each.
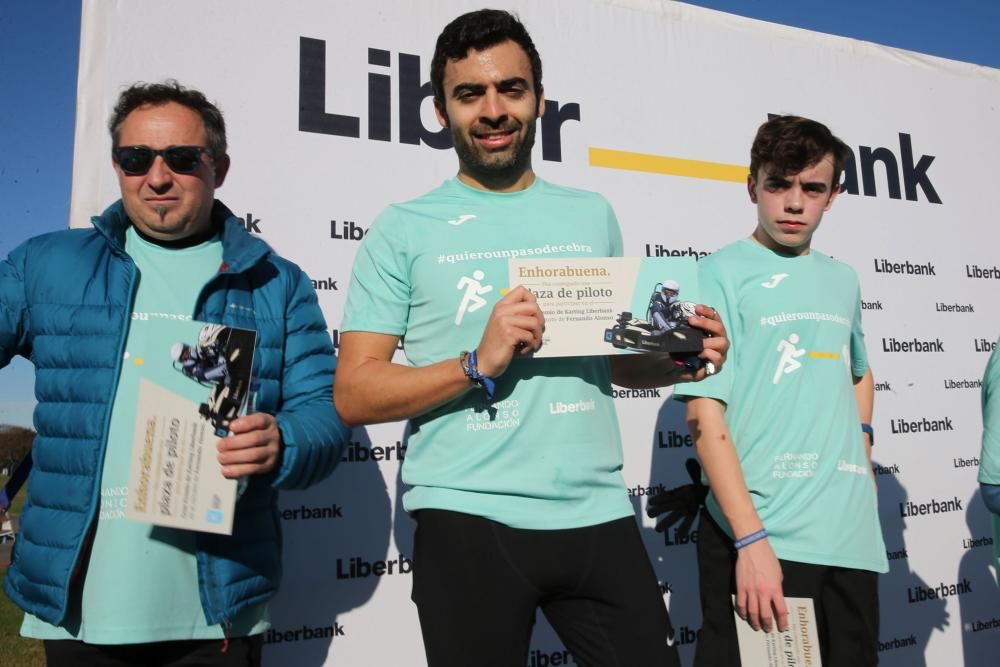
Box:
[604,282,705,370]
[604,310,705,355]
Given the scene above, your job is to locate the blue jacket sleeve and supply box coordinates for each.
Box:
[982,483,1000,517]
[0,241,31,368]
[271,267,351,489]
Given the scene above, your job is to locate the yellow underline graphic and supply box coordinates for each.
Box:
[589,147,748,183]
[808,351,840,359]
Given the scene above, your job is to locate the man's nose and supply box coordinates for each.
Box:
[784,186,803,212]
[480,89,506,121]
[146,155,173,189]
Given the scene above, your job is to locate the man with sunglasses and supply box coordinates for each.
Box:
[0,81,348,666]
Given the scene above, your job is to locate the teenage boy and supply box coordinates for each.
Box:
[673,115,887,667]
[335,9,728,666]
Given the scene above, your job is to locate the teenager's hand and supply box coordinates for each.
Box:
[674,304,729,382]
[734,538,788,632]
[474,286,545,378]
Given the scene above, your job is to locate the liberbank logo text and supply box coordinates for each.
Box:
[336,554,413,579]
[907,578,971,603]
[299,39,580,161]
[890,416,953,434]
[266,623,345,644]
[873,258,936,276]
[591,124,942,204]
[331,219,368,240]
[296,40,944,203]
[899,495,963,517]
[881,337,943,353]
[839,133,940,203]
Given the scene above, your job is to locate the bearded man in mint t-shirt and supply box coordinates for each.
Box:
[673,115,888,667]
[335,9,729,667]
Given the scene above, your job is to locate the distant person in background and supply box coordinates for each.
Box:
[977,339,1000,585]
[0,80,348,666]
[672,115,887,667]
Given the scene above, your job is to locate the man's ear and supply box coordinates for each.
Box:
[537,86,545,118]
[747,174,758,203]
[434,99,449,129]
[824,182,841,212]
[213,154,231,188]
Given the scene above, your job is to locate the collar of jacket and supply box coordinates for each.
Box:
[90,199,272,274]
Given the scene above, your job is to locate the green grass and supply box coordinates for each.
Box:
[0,474,45,667]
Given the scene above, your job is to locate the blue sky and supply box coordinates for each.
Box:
[683,0,1000,70]
[0,0,998,427]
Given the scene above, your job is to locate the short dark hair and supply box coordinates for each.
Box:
[109,80,227,157]
[431,9,543,108]
[750,115,850,187]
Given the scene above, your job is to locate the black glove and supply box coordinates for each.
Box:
[646,458,708,544]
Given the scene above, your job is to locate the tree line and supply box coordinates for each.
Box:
[0,425,34,475]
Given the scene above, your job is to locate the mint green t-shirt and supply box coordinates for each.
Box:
[976,340,1000,582]
[674,239,887,573]
[22,227,268,643]
[341,177,634,529]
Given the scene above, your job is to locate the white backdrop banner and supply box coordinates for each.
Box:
[71,1,1000,665]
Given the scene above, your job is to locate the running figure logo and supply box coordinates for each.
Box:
[773,333,806,384]
[761,273,790,289]
[455,270,493,325]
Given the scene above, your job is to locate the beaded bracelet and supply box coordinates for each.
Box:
[460,349,496,401]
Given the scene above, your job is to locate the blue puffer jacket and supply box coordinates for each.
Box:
[0,200,349,627]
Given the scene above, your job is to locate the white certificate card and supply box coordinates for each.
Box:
[507,257,702,358]
[734,596,822,667]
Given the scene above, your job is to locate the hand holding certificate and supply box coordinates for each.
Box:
[735,596,822,667]
[217,412,282,478]
[507,257,704,360]
[472,285,546,378]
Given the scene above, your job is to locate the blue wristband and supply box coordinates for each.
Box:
[734,529,768,550]
[861,423,874,447]
[466,349,496,401]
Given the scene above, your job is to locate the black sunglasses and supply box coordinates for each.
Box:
[113,145,214,175]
